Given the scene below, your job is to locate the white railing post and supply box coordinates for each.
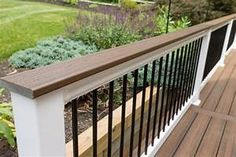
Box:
[219,21,233,66]
[11,91,66,157]
[192,31,211,105]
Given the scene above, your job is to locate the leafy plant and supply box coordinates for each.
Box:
[0,88,15,147]
[66,10,157,49]
[64,0,78,5]
[9,36,98,69]
[120,0,138,10]
[68,12,141,49]
[155,6,191,35]
[72,24,140,49]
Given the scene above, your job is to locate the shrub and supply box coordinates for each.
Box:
[66,9,157,49]
[0,88,15,147]
[88,4,99,8]
[67,12,142,49]
[9,36,98,69]
[72,24,140,49]
[120,0,138,10]
[64,0,78,5]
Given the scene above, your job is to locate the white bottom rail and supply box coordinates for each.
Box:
[141,93,196,157]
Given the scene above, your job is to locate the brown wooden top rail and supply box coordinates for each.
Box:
[1,14,236,99]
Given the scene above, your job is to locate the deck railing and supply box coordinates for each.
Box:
[1,14,236,157]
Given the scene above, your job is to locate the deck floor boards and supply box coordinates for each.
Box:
[156,50,236,157]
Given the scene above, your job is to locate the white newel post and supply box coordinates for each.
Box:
[192,31,211,105]
[219,21,233,66]
[11,91,66,157]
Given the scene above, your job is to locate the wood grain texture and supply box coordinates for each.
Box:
[195,118,226,157]
[155,107,197,157]
[0,14,236,98]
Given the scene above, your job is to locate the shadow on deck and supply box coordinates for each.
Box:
[156,50,236,157]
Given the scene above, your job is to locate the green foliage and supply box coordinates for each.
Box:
[65,0,79,5]
[9,36,98,69]
[72,23,140,50]
[88,4,99,8]
[121,0,138,10]
[0,88,15,147]
[155,6,191,35]
[131,6,191,86]
[158,0,236,25]
[174,17,191,29]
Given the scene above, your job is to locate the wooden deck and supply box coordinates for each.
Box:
[156,50,236,157]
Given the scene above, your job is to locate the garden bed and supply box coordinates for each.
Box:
[35,0,156,16]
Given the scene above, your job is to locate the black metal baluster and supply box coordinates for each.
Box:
[93,89,98,157]
[171,49,180,120]
[186,40,198,99]
[120,75,127,157]
[129,70,139,157]
[163,52,174,130]
[191,38,203,94]
[182,42,193,104]
[158,54,169,134]
[185,40,198,100]
[145,61,156,154]
[152,57,163,144]
[175,46,184,114]
[137,65,148,157]
[72,99,78,157]
[108,81,114,157]
[178,44,188,110]
[166,51,176,125]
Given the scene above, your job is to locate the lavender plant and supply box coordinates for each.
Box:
[66,8,157,49]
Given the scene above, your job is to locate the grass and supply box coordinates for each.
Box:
[0,0,81,60]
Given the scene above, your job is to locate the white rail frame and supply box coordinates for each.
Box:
[5,19,236,157]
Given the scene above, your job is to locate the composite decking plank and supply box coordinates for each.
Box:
[155,50,236,157]
[193,67,236,157]
[192,106,236,122]
[155,107,197,157]
[200,51,236,106]
[217,93,236,157]
[173,56,235,156]
[199,67,224,105]
[224,52,235,65]
[214,67,236,115]
[172,53,236,156]
[201,64,234,110]
[173,113,211,157]
[229,92,236,117]
[225,51,236,67]
[195,118,226,157]
[216,121,236,157]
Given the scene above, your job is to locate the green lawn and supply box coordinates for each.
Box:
[0,0,80,60]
